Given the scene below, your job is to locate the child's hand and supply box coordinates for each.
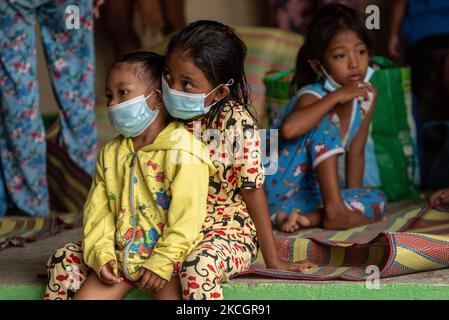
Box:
[138,268,168,293]
[333,82,373,105]
[267,259,317,273]
[99,260,123,285]
[430,188,449,206]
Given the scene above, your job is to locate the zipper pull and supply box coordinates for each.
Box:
[130,152,137,168]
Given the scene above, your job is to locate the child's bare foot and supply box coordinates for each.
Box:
[323,205,372,230]
[282,212,310,233]
[274,211,313,233]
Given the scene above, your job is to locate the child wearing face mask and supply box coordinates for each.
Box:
[264,3,387,232]
[44,51,216,300]
[161,20,315,300]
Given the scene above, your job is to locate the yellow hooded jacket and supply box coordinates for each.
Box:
[82,122,216,281]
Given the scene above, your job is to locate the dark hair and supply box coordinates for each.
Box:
[110,51,165,88]
[166,20,258,128]
[290,3,373,96]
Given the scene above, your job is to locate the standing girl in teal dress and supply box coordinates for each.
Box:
[265,4,387,232]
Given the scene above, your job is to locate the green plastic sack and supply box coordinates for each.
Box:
[369,56,420,201]
[263,57,420,201]
[263,69,294,126]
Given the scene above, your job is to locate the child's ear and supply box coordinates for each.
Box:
[152,89,165,110]
[308,59,323,77]
[214,85,230,102]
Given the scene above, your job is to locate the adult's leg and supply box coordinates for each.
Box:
[408,35,449,189]
[0,1,49,216]
[160,0,186,35]
[102,0,141,58]
[37,0,97,176]
[0,161,8,216]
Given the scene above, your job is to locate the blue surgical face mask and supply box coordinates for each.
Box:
[162,77,234,120]
[107,93,159,138]
[319,63,375,92]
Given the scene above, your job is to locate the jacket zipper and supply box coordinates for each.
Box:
[123,152,138,280]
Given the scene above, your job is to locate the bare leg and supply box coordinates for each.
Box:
[160,0,186,35]
[102,0,141,58]
[152,276,182,300]
[73,272,134,300]
[316,156,372,230]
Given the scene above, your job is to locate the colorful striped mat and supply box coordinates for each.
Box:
[238,205,449,280]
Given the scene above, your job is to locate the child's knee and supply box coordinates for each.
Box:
[47,241,83,269]
[180,254,221,280]
[180,254,223,298]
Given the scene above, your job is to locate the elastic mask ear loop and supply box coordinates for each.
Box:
[205,79,235,98]
[144,92,157,111]
[204,79,235,110]
[317,62,331,79]
[144,92,154,101]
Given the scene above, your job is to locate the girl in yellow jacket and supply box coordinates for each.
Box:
[46,51,215,300]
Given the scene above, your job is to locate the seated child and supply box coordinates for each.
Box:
[46,51,216,300]
[264,4,387,232]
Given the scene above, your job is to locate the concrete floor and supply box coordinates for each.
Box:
[0,228,82,287]
[2,196,449,301]
[1,198,449,289]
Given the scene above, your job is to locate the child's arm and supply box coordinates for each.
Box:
[238,114,315,272]
[82,149,118,282]
[241,188,315,272]
[282,83,372,140]
[142,153,210,284]
[346,88,378,188]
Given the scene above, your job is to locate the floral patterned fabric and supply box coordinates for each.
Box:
[0,0,97,217]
